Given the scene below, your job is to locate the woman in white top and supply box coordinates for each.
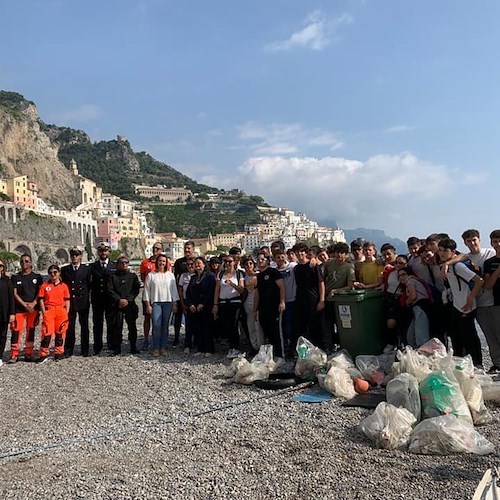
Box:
[212,255,245,358]
[241,256,264,354]
[143,254,179,357]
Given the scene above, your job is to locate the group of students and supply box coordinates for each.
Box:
[1,228,500,370]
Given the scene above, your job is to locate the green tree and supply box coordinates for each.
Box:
[110,249,121,261]
[85,233,93,261]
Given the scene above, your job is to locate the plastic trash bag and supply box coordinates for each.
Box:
[319,366,356,399]
[481,383,500,403]
[359,402,417,450]
[294,336,327,380]
[326,349,362,379]
[233,344,277,385]
[386,373,421,421]
[419,370,472,424]
[393,346,432,382]
[223,355,248,378]
[418,338,447,358]
[355,355,385,385]
[377,352,397,375]
[453,356,492,426]
[409,415,494,455]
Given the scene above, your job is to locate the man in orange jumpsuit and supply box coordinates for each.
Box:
[38,265,70,362]
[9,254,43,363]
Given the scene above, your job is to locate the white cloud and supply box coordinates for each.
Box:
[236,152,460,235]
[51,104,102,124]
[266,11,353,52]
[237,121,343,155]
[385,125,414,133]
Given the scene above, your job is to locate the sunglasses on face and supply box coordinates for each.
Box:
[49,270,59,275]
[153,247,162,251]
[118,260,129,264]
[21,259,31,263]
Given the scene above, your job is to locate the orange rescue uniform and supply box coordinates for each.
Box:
[38,281,70,357]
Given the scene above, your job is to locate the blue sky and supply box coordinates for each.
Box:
[1,0,499,247]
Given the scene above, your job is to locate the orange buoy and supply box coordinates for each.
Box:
[354,377,370,394]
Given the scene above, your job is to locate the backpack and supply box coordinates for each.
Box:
[452,259,481,292]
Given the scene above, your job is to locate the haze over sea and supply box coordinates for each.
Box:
[1,0,498,250]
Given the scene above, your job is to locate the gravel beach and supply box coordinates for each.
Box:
[1,323,499,500]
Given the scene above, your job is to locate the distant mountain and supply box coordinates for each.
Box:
[343,228,407,254]
[45,125,220,199]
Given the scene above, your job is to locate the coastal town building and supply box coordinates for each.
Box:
[134,185,192,204]
[0,158,345,258]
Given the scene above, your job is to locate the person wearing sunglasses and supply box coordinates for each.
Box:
[37,265,71,362]
[9,254,43,363]
[107,256,141,356]
[0,260,15,367]
[139,242,167,351]
[212,255,245,358]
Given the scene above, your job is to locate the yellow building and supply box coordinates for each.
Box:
[3,175,37,209]
[118,214,141,239]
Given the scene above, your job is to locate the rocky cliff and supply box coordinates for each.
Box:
[0,91,79,209]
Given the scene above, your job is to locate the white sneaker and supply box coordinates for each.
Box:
[184,347,190,354]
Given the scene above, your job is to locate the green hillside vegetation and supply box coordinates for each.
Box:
[56,138,219,199]
[153,204,261,237]
[0,92,270,239]
[0,91,35,120]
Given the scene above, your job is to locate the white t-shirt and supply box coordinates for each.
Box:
[277,262,297,302]
[143,271,180,303]
[446,262,478,312]
[469,248,496,307]
[218,272,241,300]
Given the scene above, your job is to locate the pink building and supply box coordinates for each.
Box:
[97,217,120,249]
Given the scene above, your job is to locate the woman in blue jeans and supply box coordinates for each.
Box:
[143,254,179,357]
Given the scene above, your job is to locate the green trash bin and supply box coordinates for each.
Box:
[332,290,386,358]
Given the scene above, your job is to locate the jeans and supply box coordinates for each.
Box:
[152,302,173,349]
[406,304,429,348]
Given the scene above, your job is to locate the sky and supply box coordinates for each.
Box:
[1,0,499,247]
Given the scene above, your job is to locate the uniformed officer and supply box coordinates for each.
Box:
[61,247,91,357]
[90,242,116,354]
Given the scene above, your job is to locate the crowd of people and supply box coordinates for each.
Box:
[1,228,500,372]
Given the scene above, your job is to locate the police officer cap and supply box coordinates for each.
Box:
[69,246,82,256]
[96,242,111,250]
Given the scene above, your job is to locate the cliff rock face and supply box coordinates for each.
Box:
[0,92,79,209]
